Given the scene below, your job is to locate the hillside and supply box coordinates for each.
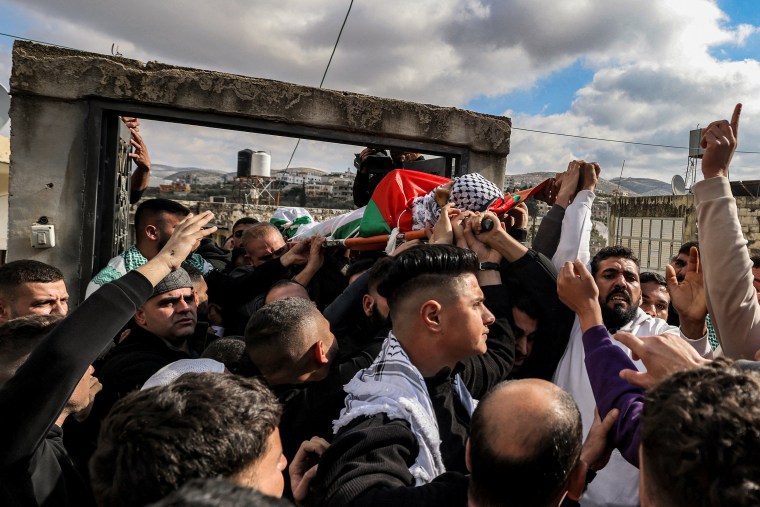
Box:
[608,177,672,196]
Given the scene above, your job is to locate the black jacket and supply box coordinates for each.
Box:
[0,272,152,506]
[313,283,514,507]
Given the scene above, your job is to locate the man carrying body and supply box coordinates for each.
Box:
[315,242,515,505]
[0,260,69,324]
[551,165,712,506]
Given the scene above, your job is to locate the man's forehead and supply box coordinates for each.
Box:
[150,287,193,302]
[599,257,638,272]
[642,282,669,298]
[16,280,68,297]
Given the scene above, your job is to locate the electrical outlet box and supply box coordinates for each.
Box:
[31,224,55,249]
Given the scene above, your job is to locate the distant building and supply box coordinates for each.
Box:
[609,182,760,273]
[272,167,326,185]
[159,182,192,193]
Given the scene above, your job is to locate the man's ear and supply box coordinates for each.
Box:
[0,297,11,323]
[420,300,442,332]
[134,307,147,326]
[145,225,159,241]
[362,294,374,318]
[313,340,330,366]
[564,459,588,503]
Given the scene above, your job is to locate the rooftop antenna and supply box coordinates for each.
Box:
[685,125,703,189]
[614,159,625,195]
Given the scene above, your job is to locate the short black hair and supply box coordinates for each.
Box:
[184,266,205,286]
[677,241,699,256]
[245,297,320,376]
[201,337,246,369]
[511,294,541,321]
[147,478,291,507]
[367,256,395,294]
[134,198,190,232]
[377,245,479,311]
[90,373,282,507]
[0,260,64,300]
[232,217,260,229]
[639,271,666,286]
[469,381,583,507]
[344,258,376,281]
[751,256,760,269]
[641,359,760,507]
[0,314,62,382]
[590,245,640,277]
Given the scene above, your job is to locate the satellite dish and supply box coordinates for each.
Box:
[671,174,687,196]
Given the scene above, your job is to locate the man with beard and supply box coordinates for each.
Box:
[552,244,712,507]
[549,161,711,507]
[86,199,214,297]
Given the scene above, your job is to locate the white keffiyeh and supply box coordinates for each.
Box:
[411,173,504,230]
[334,332,477,484]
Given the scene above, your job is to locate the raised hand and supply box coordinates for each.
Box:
[557,260,603,331]
[701,103,741,179]
[137,211,217,285]
[666,246,707,339]
[615,331,709,389]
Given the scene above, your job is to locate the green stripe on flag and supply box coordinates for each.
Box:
[359,200,393,237]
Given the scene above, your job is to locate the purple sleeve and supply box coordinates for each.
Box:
[582,325,644,468]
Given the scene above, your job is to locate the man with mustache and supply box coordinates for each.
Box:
[551,171,712,507]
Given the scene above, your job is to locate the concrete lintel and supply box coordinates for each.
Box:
[11,41,511,158]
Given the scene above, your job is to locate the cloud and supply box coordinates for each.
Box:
[0,0,758,183]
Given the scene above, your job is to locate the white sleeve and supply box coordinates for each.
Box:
[551,190,595,270]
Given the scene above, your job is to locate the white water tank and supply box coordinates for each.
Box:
[251,151,271,177]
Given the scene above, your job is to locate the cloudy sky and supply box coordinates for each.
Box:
[0,0,758,184]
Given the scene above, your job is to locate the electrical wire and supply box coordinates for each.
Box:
[285,0,355,170]
[1,30,757,156]
[0,31,78,51]
[513,126,760,154]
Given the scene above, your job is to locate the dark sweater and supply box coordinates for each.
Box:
[314,284,514,506]
[0,271,153,506]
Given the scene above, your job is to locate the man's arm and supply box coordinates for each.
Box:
[557,260,644,468]
[0,212,216,467]
[313,415,467,507]
[692,104,760,359]
[533,168,578,259]
[122,118,151,205]
[551,162,598,269]
[459,215,515,397]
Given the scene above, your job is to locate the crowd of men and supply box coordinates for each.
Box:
[0,103,759,507]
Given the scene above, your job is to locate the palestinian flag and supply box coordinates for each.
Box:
[359,170,449,237]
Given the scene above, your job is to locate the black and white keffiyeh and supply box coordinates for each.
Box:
[411,173,503,230]
[334,332,477,484]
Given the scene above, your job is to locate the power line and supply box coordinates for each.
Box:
[514,126,760,154]
[3,30,757,156]
[285,0,355,170]
[0,31,78,51]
